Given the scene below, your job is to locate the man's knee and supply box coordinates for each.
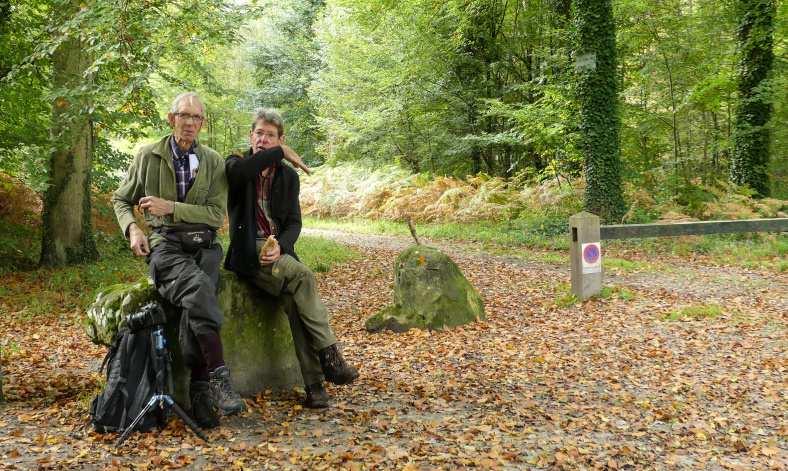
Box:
[181,271,219,306]
[288,259,316,285]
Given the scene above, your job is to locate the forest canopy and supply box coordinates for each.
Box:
[0,0,784,263]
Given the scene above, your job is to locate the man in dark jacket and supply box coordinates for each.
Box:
[225,108,358,408]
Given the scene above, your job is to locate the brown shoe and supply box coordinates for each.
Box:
[318,344,359,385]
[190,381,220,429]
[208,366,246,415]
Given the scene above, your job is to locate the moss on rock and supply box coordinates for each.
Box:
[85,271,303,401]
[366,245,485,332]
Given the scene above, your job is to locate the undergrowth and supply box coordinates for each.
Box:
[299,163,786,271]
[0,172,357,322]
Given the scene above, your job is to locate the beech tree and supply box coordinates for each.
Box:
[40,13,98,265]
[3,0,246,266]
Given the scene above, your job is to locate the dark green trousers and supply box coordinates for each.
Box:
[248,248,337,386]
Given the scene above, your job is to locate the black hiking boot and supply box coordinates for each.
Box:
[190,381,220,429]
[318,344,359,385]
[304,382,330,409]
[208,366,246,415]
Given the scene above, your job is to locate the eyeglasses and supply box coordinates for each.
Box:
[174,112,204,123]
[253,131,279,139]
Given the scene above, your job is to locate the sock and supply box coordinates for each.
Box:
[191,364,210,383]
[197,331,225,373]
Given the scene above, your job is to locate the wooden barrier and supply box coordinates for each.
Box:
[570,215,788,300]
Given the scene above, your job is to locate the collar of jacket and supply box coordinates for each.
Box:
[150,135,205,173]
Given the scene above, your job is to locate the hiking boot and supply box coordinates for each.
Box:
[318,343,359,385]
[304,382,330,409]
[208,366,246,415]
[190,381,220,429]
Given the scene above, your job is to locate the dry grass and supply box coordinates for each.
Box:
[300,164,787,224]
[300,164,584,223]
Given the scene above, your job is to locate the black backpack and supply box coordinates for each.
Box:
[89,321,165,433]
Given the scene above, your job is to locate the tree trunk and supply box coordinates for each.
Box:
[574,0,626,223]
[40,30,98,266]
[730,0,775,196]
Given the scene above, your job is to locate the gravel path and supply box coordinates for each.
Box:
[304,227,788,313]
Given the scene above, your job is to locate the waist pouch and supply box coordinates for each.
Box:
[155,224,216,252]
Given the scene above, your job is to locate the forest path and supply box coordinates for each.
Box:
[304,227,788,314]
[0,228,785,469]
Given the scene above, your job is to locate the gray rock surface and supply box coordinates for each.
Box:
[366,245,485,332]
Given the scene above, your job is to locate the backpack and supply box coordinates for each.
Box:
[89,324,165,433]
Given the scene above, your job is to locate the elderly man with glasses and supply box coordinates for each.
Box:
[112,93,309,429]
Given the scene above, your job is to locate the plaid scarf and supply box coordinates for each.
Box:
[255,164,279,238]
[169,136,195,202]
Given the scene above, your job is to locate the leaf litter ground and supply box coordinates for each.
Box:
[0,231,785,470]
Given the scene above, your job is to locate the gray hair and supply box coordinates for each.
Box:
[170,92,205,114]
[251,108,284,137]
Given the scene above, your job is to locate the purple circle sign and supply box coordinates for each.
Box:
[583,243,600,264]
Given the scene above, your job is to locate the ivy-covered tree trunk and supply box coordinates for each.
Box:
[574,0,626,223]
[39,31,98,266]
[730,0,775,197]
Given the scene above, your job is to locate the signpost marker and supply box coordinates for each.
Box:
[570,212,603,299]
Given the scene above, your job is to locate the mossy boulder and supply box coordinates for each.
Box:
[85,272,302,404]
[366,245,485,332]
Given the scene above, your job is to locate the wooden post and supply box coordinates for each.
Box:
[570,212,603,300]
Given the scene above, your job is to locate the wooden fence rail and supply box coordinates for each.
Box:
[569,212,787,299]
[600,218,788,240]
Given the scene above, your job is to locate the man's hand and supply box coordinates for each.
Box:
[259,238,281,265]
[128,223,150,257]
[139,196,175,217]
[280,145,311,175]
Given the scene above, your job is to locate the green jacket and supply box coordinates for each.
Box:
[112,135,228,247]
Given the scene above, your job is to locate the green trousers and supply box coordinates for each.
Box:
[249,248,337,386]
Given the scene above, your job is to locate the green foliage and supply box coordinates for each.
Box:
[0,145,51,193]
[246,0,324,163]
[553,283,579,308]
[664,304,723,321]
[675,183,718,217]
[0,222,147,313]
[597,285,635,301]
[0,0,254,199]
[616,0,739,194]
[0,220,41,274]
[605,257,649,272]
[295,235,360,273]
[92,137,132,193]
[309,0,580,178]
